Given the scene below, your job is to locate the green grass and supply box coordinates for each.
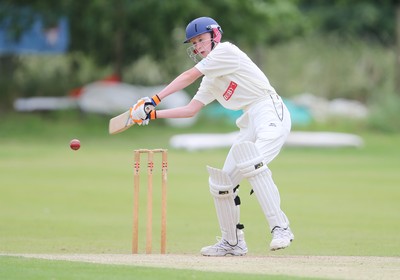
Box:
[0,256,304,280]
[0,112,399,278]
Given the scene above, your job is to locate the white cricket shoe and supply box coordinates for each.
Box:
[201,237,248,256]
[270,226,294,251]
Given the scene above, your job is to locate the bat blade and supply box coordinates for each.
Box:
[109,110,134,134]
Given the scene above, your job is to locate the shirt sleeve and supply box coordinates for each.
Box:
[192,77,215,106]
[195,43,240,78]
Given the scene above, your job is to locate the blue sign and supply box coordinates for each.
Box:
[0,16,69,54]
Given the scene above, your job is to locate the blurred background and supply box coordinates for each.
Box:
[0,0,399,133]
[1,0,400,259]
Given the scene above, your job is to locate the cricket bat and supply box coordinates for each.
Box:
[109,110,133,134]
[109,103,154,135]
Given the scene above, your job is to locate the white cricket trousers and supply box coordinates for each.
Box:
[222,94,291,231]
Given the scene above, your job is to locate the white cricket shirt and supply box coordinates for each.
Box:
[193,42,277,111]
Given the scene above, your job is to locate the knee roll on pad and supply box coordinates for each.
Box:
[232,141,268,178]
[207,166,236,197]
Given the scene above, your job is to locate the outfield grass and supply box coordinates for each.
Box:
[0,112,399,278]
[1,256,308,280]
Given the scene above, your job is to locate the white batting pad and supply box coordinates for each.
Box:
[207,166,242,245]
[232,141,289,231]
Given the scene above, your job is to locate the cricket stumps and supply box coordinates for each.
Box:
[133,149,168,254]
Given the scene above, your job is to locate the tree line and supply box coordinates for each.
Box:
[0,0,399,110]
[1,0,398,72]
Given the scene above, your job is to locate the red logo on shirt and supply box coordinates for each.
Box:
[223,81,237,101]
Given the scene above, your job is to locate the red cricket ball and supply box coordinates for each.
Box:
[70,139,81,151]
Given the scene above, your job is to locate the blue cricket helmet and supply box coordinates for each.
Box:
[184,17,223,43]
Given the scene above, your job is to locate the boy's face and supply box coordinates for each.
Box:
[190,32,213,59]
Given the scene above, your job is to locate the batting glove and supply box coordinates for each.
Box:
[130,95,160,125]
[130,95,160,119]
[140,95,161,110]
[139,110,156,126]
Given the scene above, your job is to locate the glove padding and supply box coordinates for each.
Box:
[139,118,150,126]
[139,109,157,126]
[130,97,153,119]
[130,95,160,126]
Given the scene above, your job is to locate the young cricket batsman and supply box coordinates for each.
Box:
[130,16,294,256]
